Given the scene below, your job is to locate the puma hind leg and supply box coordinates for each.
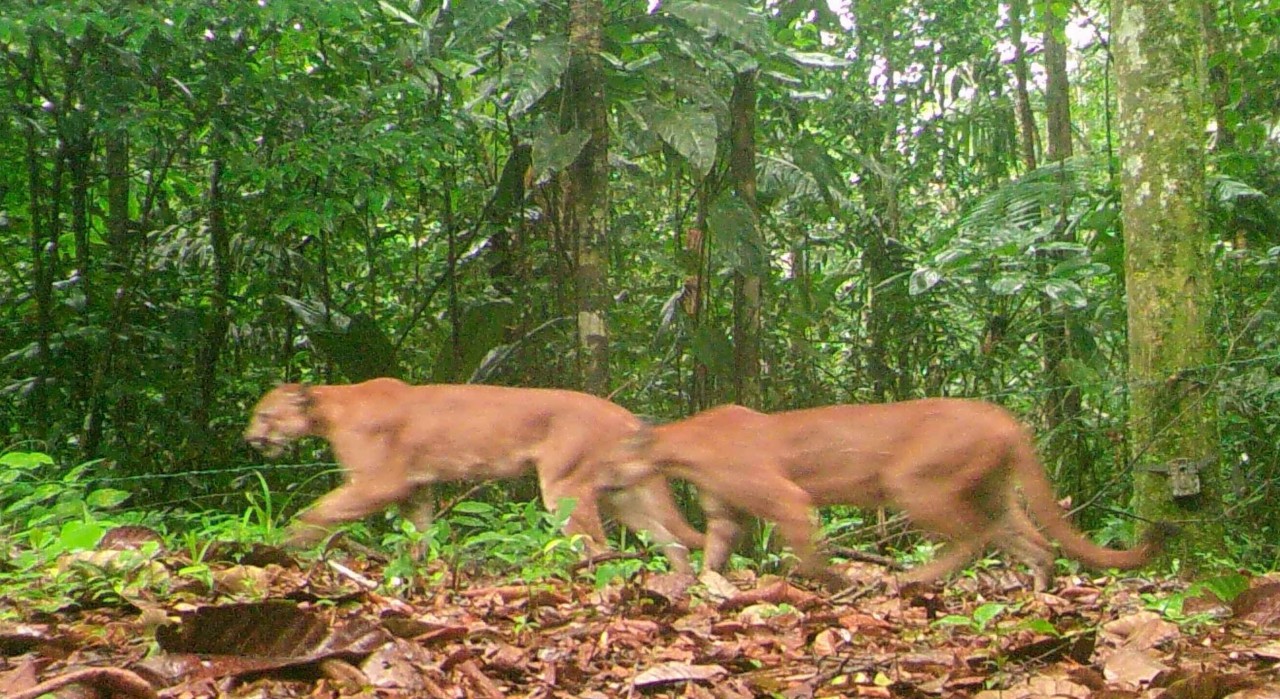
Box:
[998,506,1058,590]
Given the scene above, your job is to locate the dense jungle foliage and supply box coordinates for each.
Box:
[1,0,1278,573]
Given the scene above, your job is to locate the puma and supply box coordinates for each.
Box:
[244,378,702,572]
[605,399,1167,591]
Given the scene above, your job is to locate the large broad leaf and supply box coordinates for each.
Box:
[991,274,1027,295]
[959,155,1099,234]
[646,104,718,177]
[1042,279,1088,309]
[688,324,734,377]
[510,36,569,116]
[662,0,770,50]
[467,316,571,384]
[0,451,55,470]
[531,128,590,184]
[790,138,848,212]
[451,1,543,51]
[431,299,516,383]
[279,296,399,381]
[707,192,766,276]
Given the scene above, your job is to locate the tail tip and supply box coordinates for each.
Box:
[1143,521,1179,549]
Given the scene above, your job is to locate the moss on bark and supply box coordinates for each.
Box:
[1113,0,1222,570]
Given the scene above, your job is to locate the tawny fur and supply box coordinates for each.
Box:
[606,399,1165,590]
[244,378,702,572]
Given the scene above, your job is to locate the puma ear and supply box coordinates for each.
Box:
[277,382,315,412]
[293,384,315,412]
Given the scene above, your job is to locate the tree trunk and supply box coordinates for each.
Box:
[83,127,131,458]
[23,44,52,439]
[1200,0,1234,152]
[565,0,610,396]
[729,68,762,409]
[1114,0,1219,561]
[858,2,911,402]
[1040,1,1085,493]
[1010,0,1039,171]
[68,122,92,414]
[194,153,231,445]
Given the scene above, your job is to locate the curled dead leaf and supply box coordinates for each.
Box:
[632,661,727,688]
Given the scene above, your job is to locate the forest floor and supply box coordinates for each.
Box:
[3,533,1280,699]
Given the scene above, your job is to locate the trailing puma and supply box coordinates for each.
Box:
[605,399,1166,590]
[245,378,702,571]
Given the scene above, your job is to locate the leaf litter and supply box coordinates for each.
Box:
[3,529,1280,698]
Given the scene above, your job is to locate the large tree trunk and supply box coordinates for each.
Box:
[1114,0,1219,561]
[729,68,762,409]
[565,0,610,396]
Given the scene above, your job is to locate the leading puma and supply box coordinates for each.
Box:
[605,399,1166,590]
[244,378,702,572]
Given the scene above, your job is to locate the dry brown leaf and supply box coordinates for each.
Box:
[456,659,506,699]
[0,657,45,697]
[360,638,439,691]
[1102,647,1169,687]
[1233,583,1280,626]
[721,579,819,613]
[632,661,727,688]
[642,572,696,602]
[1156,672,1264,699]
[98,526,166,551]
[1102,610,1181,650]
[1225,687,1280,699]
[1248,640,1280,660]
[974,674,1090,698]
[698,569,743,601]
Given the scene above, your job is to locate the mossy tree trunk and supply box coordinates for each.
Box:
[565,0,610,396]
[1113,0,1221,566]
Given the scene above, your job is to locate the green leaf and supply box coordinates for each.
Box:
[0,451,55,470]
[688,324,735,377]
[378,1,421,26]
[85,488,132,509]
[510,36,569,116]
[1018,618,1061,636]
[1197,573,1249,604]
[784,49,849,69]
[662,0,770,50]
[790,138,847,211]
[647,104,718,177]
[934,614,975,628]
[972,602,1008,630]
[59,521,106,551]
[1042,279,1087,308]
[531,128,590,184]
[991,275,1026,295]
[908,267,942,295]
[452,501,496,515]
[708,192,765,275]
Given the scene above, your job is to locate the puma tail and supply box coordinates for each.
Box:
[1011,431,1171,569]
